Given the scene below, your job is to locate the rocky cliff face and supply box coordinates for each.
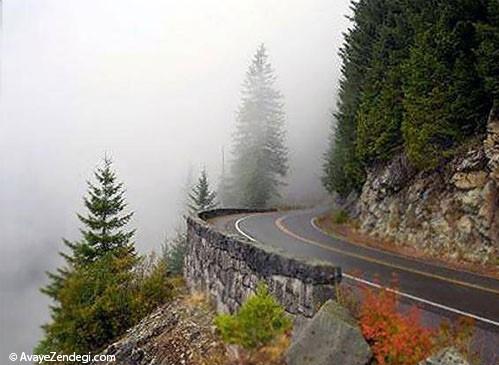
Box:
[93,294,227,365]
[357,109,499,264]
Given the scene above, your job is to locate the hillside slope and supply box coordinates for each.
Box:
[356,109,498,264]
[93,293,227,365]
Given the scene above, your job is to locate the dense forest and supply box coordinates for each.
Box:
[323,0,499,197]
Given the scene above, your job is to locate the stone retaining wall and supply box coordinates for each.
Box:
[184,210,342,318]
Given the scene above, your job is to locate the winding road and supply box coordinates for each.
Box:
[208,208,499,334]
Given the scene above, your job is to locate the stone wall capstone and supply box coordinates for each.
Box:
[184,210,342,318]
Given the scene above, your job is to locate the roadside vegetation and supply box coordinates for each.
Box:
[332,209,349,225]
[337,278,478,365]
[35,158,187,357]
[323,0,499,197]
[210,279,479,365]
[162,231,188,276]
[214,284,292,365]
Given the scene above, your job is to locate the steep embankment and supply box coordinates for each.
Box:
[93,292,227,365]
[356,109,499,264]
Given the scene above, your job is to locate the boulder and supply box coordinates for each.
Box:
[452,171,488,190]
[418,347,469,365]
[287,300,372,365]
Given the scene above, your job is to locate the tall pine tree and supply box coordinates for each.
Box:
[38,157,138,353]
[188,168,218,213]
[402,0,490,169]
[355,0,413,164]
[229,44,288,208]
[323,0,385,196]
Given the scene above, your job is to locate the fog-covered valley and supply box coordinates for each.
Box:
[0,0,351,357]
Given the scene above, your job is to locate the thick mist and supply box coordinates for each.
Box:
[0,0,351,357]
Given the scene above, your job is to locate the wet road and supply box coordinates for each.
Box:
[208,208,499,360]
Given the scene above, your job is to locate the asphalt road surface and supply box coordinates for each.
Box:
[208,208,499,359]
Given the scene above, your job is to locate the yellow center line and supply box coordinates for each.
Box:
[274,215,499,296]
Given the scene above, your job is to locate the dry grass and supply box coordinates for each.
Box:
[223,334,290,365]
[184,291,211,308]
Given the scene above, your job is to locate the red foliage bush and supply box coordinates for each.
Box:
[359,285,435,365]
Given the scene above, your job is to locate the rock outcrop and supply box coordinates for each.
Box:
[484,106,499,181]
[357,111,499,263]
[93,294,226,365]
[418,347,470,365]
[287,300,372,365]
[185,212,341,317]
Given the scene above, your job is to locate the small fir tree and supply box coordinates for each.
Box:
[188,168,217,213]
[161,231,188,276]
[38,157,138,354]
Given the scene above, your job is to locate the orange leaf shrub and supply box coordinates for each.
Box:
[359,286,435,365]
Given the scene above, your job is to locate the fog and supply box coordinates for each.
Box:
[0,0,351,357]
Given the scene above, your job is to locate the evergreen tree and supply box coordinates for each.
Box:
[42,158,136,300]
[38,157,138,354]
[37,250,138,354]
[323,0,385,196]
[161,231,188,276]
[402,1,490,169]
[188,168,217,213]
[68,157,135,266]
[229,44,288,207]
[476,0,499,108]
[323,0,495,195]
[355,0,413,164]
[181,163,195,214]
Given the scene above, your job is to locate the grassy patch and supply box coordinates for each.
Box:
[333,210,349,224]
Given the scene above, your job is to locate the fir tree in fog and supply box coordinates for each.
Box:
[43,157,136,280]
[188,168,218,213]
[38,158,139,353]
[161,232,188,276]
[228,44,288,208]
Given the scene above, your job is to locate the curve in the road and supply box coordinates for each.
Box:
[224,209,499,329]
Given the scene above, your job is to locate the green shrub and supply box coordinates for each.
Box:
[333,210,349,225]
[39,250,138,354]
[162,232,188,276]
[133,254,176,320]
[214,284,291,351]
[37,250,177,356]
